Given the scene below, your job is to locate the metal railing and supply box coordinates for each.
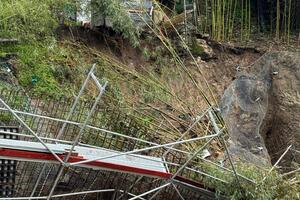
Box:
[0,64,260,200]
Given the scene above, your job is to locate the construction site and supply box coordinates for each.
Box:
[0,0,300,199]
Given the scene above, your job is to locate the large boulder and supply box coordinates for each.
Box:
[220,71,272,167]
[220,52,300,167]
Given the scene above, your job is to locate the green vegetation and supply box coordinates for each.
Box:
[0,1,299,199]
[0,0,141,96]
[0,0,76,97]
[0,88,30,124]
[0,41,86,97]
[91,0,140,46]
[0,113,13,123]
[190,40,205,56]
[0,1,299,97]
[195,0,300,42]
[200,162,300,199]
[0,0,66,41]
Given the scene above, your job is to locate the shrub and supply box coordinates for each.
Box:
[91,0,140,46]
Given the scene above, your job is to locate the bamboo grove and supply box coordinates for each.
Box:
[194,0,300,43]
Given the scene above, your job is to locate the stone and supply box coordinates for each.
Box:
[220,71,272,167]
[190,39,215,60]
[220,52,300,168]
[196,39,215,59]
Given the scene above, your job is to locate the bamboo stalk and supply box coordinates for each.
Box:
[229,0,237,39]
[284,0,287,40]
[205,0,208,33]
[276,0,280,40]
[287,0,292,44]
[241,0,244,40]
[247,0,251,40]
[212,0,216,38]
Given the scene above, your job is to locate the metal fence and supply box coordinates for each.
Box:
[0,64,261,200]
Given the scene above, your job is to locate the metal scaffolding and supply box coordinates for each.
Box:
[0,64,257,199]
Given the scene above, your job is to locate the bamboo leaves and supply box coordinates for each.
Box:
[0,0,70,41]
[91,0,140,46]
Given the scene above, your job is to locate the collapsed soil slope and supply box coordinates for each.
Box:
[4,27,299,169]
[261,52,300,165]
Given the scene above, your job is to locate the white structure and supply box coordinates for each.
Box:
[76,0,153,28]
[0,64,260,199]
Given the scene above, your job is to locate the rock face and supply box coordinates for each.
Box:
[220,52,300,167]
[220,71,272,167]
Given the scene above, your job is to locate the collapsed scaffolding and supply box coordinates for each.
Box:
[0,64,269,199]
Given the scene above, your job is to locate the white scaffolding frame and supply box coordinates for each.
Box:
[0,64,260,200]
